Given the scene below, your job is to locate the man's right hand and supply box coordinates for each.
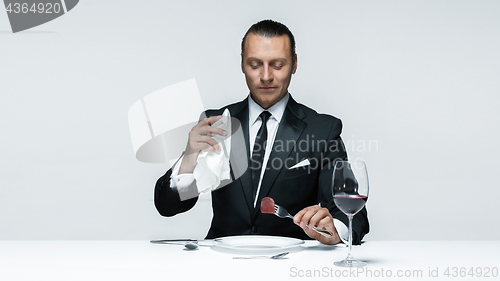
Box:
[179,115,227,174]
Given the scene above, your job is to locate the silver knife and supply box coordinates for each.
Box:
[150,239,197,244]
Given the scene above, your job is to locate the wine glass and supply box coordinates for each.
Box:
[332,160,369,267]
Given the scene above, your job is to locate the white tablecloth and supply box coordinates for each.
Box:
[0,240,498,280]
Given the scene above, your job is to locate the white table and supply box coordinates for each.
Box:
[0,240,498,280]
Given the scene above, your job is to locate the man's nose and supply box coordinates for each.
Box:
[260,66,273,82]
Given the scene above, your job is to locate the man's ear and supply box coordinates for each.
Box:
[241,53,245,73]
[292,54,298,74]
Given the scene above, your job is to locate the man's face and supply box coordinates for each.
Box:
[241,33,297,109]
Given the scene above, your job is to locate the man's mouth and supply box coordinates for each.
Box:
[259,87,277,91]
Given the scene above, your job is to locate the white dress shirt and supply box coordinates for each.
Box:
[169,93,348,242]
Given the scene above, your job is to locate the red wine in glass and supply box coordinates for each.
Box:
[333,195,368,216]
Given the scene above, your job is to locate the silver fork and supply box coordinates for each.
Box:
[274,204,333,237]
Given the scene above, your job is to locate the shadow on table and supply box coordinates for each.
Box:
[210,245,305,255]
[357,259,384,265]
[300,242,347,251]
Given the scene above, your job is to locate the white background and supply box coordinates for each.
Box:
[1,0,499,241]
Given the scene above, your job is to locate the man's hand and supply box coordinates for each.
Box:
[294,205,342,245]
[179,115,227,174]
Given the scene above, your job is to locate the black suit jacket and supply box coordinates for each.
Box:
[154,95,369,244]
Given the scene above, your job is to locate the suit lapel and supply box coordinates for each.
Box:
[229,100,256,214]
[252,97,307,218]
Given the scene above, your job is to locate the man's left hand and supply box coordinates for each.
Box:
[294,205,342,245]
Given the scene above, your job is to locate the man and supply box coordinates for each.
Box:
[155,20,369,245]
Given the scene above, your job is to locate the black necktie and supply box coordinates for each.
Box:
[251,111,272,204]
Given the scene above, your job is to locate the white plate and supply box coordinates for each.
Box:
[212,235,304,254]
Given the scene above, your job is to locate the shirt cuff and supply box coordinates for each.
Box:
[333,218,349,244]
[169,156,195,191]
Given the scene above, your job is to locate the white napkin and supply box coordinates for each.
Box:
[193,109,231,194]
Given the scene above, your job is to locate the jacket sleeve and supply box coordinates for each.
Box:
[154,168,198,217]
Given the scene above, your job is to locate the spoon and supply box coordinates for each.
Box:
[184,242,199,250]
[233,252,289,259]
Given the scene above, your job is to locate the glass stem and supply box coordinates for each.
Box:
[346,215,354,261]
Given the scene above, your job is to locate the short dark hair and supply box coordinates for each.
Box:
[241,19,296,59]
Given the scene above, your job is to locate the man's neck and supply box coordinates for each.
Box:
[248,93,289,124]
